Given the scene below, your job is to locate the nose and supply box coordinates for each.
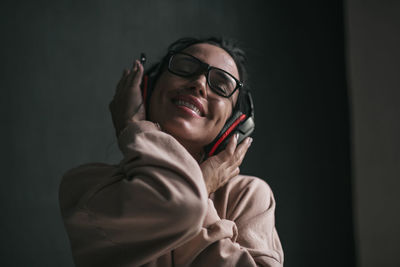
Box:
[188,73,208,98]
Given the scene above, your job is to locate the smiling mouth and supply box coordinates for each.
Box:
[173,99,203,116]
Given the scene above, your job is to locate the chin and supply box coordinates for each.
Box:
[160,118,212,148]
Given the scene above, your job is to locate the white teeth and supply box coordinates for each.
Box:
[175,100,201,115]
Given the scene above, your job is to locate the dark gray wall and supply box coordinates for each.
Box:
[346,1,400,266]
[1,1,355,266]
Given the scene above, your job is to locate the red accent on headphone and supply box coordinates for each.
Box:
[142,75,149,107]
[207,113,247,157]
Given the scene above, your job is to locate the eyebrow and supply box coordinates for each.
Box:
[181,51,239,80]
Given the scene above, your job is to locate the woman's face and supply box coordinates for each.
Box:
[148,43,240,158]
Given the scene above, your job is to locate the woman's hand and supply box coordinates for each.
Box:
[200,135,253,195]
[109,60,145,137]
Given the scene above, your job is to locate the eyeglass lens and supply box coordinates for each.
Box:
[169,53,238,97]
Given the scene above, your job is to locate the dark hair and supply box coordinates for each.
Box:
[143,37,252,118]
[145,36,249,92]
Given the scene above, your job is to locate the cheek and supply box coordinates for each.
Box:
[209,99,233,127]
[212,92,238,129]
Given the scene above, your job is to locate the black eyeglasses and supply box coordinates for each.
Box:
[167,52,243,98]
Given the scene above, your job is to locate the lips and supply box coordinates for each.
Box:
[172,94,205,117]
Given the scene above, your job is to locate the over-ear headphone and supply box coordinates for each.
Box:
[140,53,255,159]
[204,89,255,158]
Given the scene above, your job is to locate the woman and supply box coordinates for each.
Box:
[59,37,284,267]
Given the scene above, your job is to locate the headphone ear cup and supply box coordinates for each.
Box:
[204,110,247,157]
[142,73,157,113]
[204,90,255,159]
[141,62,162,113]
[235,115,255,144]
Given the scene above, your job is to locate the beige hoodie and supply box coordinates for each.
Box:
[59,121,283,267]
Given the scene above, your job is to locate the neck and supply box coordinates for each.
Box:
[176,138,205,163]
[152,120,205,163]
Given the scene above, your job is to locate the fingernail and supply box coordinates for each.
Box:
[235,133,239,140]
[248,137,253,144]
[133,60,138,72]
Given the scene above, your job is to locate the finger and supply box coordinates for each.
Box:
[123,68,130,77]
[118,69,130,82]
[117,69,130,90]
[132,60,144,88]
[127,60,140,88]
[235,137,252,154]
[120,60,137,90]
[115,69,131,96]
[224,133,238,156]
[234,137,252,164]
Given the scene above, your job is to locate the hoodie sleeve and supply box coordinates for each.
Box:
[59,121,208,267]
[172,177,284,267]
